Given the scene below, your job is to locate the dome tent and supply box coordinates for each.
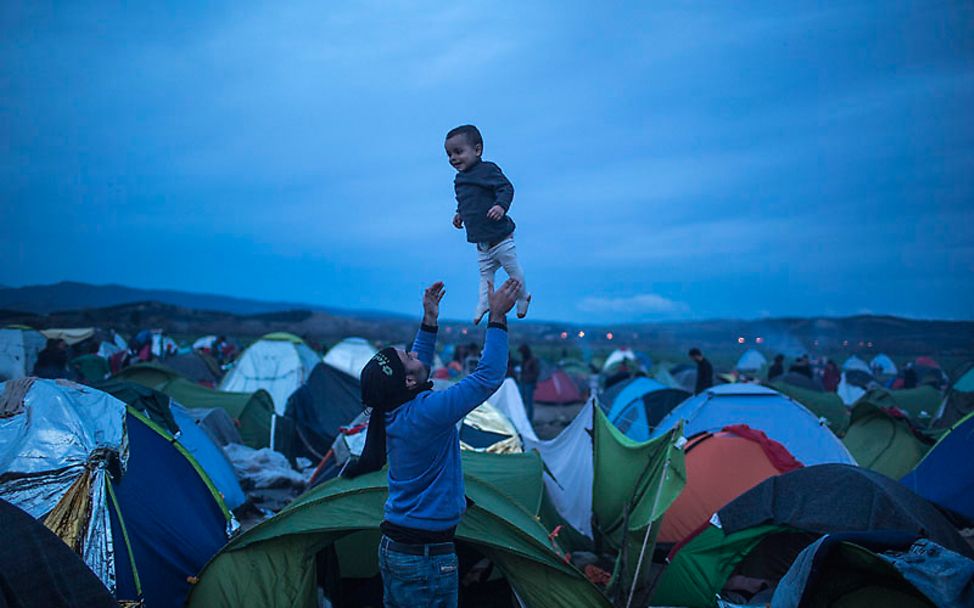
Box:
[220,332,321,414]
[843,356,872,374]
[650,384,855,467]
[871,353,898,376]
[534,365,584,404]
[901,411,974,522]
[601,376,690,441]
[322,336,377,378]
[735,349,767,372]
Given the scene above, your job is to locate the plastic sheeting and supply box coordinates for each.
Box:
[0,327,46,381]
[490,378,596,538]
[0,379,128,592]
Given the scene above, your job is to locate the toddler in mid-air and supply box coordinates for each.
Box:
[445,124,530,324]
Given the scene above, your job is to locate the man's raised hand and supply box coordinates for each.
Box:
[487,278,520,324]
[422,281,445,326]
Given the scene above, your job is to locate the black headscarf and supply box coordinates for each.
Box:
[342,347,432,478]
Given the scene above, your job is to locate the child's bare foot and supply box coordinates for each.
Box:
[516,294,532,319]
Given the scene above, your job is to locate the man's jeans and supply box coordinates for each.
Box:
[378,535,458,608]
[475,235,529,321]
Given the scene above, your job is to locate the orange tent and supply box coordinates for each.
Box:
[659,425,802,544]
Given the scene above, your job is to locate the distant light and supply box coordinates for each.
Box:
[814,340,820,347]
[606,332,614,340]
[445,327,453,334]
[560,331,568,340]
[842,340,849,347]
[578,331,586,338]
[755,337,764,344]
[461,328,468,335]
[867,341,873,348]
[737,337,745,344]
[858,341,865,347]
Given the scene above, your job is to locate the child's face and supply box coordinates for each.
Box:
[445,134,482,172]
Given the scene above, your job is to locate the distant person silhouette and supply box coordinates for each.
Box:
[767,354,785,381]
[689,348,713,395]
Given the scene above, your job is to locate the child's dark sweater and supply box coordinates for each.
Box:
[454,160,516,244]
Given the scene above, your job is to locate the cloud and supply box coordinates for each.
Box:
[578,293,689,315]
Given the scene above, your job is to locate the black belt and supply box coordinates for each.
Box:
[381,536,454,556]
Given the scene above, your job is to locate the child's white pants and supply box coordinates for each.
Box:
[475,235,529,320]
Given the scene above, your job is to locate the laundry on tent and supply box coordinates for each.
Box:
[650,383,856,466]
[220,332,321,414]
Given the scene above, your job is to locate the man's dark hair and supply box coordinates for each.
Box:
[688,347,702,357]
[446,124,483,148]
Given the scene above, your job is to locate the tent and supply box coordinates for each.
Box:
[857,386,942,428]
[653,465,974,608]
[40,327,96,346]
[285,362,363,450]
[935,364,974,428]
[0,379,233,607]
[115,362,276,450]
[902,411,974,522]
[658,426,802,545]
[842,400,932,480]
[187,451,612,608]
[768,380,850,435]
[535,367,584,404]
[601,347,639,373]
[772,535,973,608]
[871,353,898,376]
[0,497,116,608]
[838,371,870,405]
[776,370,825,392]
[650,384,856,467]
[843,356,872,373]
[220,332,321,413]
[601,377,690,441]
[735,349,767,372]
[322,337,377,378]
[162,350,224,386]
[0,326,46,381]
[668,364,698,394]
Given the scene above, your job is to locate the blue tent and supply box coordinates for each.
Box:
[603,377,690,441]
[171,403,246,509]
[650,384,856,466]
[901,412,974,522]
[110,409,231,607]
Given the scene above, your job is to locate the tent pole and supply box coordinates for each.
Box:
[624,453,671,608]
[270,414,277,452]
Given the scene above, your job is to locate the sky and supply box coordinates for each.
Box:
[1,2,972,323]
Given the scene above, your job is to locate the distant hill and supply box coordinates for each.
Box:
[0,281,361,316]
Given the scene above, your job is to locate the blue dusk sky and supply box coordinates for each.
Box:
[2,2,972,323]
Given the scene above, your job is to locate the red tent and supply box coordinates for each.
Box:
[534,369,583,404]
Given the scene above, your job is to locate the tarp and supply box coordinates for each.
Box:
[115,363,275,450]
[843,401,932,479]
[769,380,850,435]
[0,327,46,381]
[187,451,611,608]
[902,412,974,522]
[162,351,223,386]
[40,327,96,345]
[0,497,116,608]
[0,378,127,591]
[736,349,767,372]
[220,333,321,414]
[322,337,377,378]
[838,372,868,405]
[650,384,856,466]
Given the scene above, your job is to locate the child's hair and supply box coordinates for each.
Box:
[446,124,483,148]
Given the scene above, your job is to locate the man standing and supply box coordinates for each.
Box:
[517,344,539,422]
[689,347,714,395]
[767,354,785,382]
[344,278,520,608]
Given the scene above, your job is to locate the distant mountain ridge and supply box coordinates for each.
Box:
[0,281,400,318]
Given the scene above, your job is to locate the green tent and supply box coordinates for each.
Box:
[591,406,685,596]
[769,381,850,435]
[842,401,932,479]
[859,386,942,428]
[187,451,611,608]
[114,363,274,450]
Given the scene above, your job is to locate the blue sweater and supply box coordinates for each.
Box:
[455,160,516,244]
[384,326,508,531]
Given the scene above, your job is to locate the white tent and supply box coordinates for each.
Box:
[601,348,638,372]
[735,349,768,372]
[837,373,867,405]
[39,327,95,346]
[323,337,377,378]
[870,354,898,376]
[0,328,47,381]
[842,356,871,374]
[220,333,321,414]
[193,335,218,350]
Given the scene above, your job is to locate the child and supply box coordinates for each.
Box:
[445,124,531,324]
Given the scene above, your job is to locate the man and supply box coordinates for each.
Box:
[767,354,785,382]
[517,344,539,422]
[344,278,520,608]
[689,347,714,395]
